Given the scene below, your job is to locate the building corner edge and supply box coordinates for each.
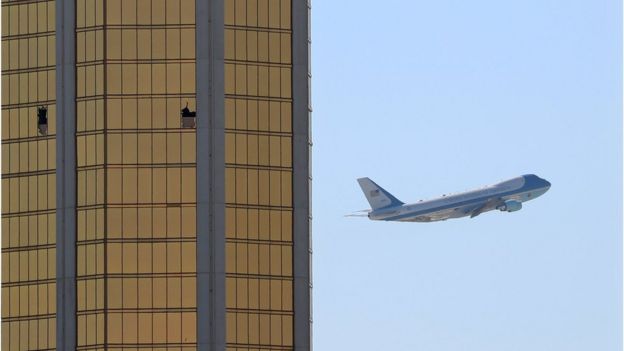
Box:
[292,0,312,350]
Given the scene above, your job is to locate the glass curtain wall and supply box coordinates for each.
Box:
[75,0,106,348]
[75,0,198,349]
[1,1,58,350]
[224,0,294,349]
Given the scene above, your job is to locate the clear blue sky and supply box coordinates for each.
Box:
[311,1,622,350]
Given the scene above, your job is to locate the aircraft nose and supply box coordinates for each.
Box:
[542,178,551,188]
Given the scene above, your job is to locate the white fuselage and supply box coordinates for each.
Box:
[369,175,551,222]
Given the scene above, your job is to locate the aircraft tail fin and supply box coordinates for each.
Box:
[357,178,404,210]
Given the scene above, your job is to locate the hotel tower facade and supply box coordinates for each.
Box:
[1,0,312,349]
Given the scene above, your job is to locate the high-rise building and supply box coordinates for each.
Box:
[1,0,312,350]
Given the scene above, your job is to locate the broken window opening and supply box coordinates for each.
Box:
[181,103,196,128]
[37,106,48,136]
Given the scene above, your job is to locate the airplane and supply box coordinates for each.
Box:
[355,174,551,222]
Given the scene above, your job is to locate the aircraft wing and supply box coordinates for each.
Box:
[469,198,503,218]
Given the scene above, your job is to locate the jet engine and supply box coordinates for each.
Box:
[498,200,522,212]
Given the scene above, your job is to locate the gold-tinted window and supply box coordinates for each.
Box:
[75,0,108,347]
[224,0,294,348]
[75,0,197,349]
[1,1,57,349]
